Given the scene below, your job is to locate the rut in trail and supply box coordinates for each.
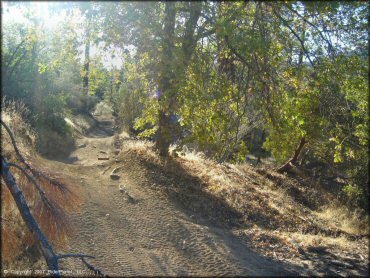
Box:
[49,106,295,276]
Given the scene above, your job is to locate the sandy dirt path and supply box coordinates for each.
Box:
[44,111,296,277]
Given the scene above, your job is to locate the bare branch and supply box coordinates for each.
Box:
[81,257,109,277]
[57,254,108,276]
[7,163,67,236]
[224,35,249,65]
[1,119,71,193]
[8,162,48,199]
[7,49,28,79]
[57,253,95,260]
[277,137,307,173]
[4,36,29,69]
[1,157,60,275]
[1,123,106,277]
[269,7,315,66]
[283,3,335,55]
[1,119,27,167]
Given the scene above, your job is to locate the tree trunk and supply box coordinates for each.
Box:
[277,137,307,173]
[182,2,202,64]
[155,2,202,156]
[156,111,173,156]
[83,28,90,95]
[155,2,176,157]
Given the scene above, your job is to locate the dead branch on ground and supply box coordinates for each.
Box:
[1,119,107,277]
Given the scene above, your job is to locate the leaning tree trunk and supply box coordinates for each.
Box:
[277,137,307,173]
[1,157,60,274]
[1,120,106,277]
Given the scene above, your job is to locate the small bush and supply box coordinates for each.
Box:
[28,93,70,136]
[36,126,75,159]
[108,84,145,134]
[66,92,99,115]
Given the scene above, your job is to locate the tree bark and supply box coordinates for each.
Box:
[155,2,202,157]
[277,137,307,173]
[1,157,60,275]
[155,2,177,157]
[155,2,201,157]
[83,28,90,95]
[182,2,202,64]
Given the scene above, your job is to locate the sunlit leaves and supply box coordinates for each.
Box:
[37,63,47,74]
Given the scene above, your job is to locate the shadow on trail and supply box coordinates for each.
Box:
[299,248,369,277]
[137,157,370,276]
[41,114,116,164]
[135,156,307,276]
[86,119,115,138]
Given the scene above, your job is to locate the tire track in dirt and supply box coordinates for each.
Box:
[108,172,248,276]
[53,108,293,276]
[109,189,235,276]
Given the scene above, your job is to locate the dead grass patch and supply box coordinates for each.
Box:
[282,231,353,251]
[313,205,369,235]
[123,142,368,238]
[119,141,369,263]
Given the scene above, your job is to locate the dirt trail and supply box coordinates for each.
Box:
[44,109,297,276]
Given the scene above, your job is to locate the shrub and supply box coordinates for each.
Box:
[110,85,144,134]
[66,91,99,115]
[31,93,71,136]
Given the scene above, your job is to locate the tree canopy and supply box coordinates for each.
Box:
[2,1,368,208]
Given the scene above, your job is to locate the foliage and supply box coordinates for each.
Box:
[2,3,106,136]
[1,1,368,209]
[109,54,149,134]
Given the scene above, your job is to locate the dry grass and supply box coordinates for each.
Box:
[122,140,369,266]
[124,139,158,162]
[124,141,368,235]
[1,98,37,155]
[1,99,35,262]
[313,205,369,235]
[281,231,354,251]
[1,99,80,264]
